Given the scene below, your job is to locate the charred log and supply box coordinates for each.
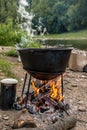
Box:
[13,115,77,130]
[44,97,69,115]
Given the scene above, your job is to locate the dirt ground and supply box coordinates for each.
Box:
[0,47,87,130]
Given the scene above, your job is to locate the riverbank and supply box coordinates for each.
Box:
[38,29,87,39]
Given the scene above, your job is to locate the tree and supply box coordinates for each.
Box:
[0,0,18,24]
[0,0,87,34]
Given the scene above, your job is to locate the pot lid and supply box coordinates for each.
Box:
[0,78,18,85]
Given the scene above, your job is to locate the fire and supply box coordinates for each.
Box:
[49,76,64,102]
[32,80,39,97]
[32,75,64,102]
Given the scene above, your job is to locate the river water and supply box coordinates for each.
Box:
[41,39,87,50]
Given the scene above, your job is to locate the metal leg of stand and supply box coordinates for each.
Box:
[25,75,31,105]
[21,73,27,97]
[61,74,63,97]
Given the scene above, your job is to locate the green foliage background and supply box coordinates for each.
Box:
[0,19,23,46]
[0,0,87,46]
[32,0,87,33]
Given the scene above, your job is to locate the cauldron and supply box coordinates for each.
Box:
[18,48,72,80]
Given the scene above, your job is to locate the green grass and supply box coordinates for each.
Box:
[5,48,18,57]
[38,29,87,39]
[0,59,16,78]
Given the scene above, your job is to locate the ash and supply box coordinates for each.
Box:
[30,109,65,128]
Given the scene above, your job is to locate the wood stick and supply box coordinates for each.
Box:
[44,96,69,116]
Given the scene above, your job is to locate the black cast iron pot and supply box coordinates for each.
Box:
[18,48,72,80]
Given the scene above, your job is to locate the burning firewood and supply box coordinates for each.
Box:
[44,96,70,115]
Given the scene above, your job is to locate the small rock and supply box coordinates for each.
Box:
[71,84,78,87]
[78,101,84,105]
[81,74,87,78]
[81,75,86,78]
[0,115,2,118]
[75,79,79,82]
[21,78,24,81]
[78,106,86,112]
[3,115,9,120]
[4,122,10,126]
[12,109,37,129]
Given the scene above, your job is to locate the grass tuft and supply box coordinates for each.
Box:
[0,59,16,78]
[5,48,18,57]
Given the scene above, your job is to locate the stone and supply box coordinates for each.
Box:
[4,122,10,126]
[3,115,9,120]
[78,106,86,112]
[0,114,2,118]
[78,101,84,105]
[12,108,37,129]
[71,84,78,87]
[69,50,87,72]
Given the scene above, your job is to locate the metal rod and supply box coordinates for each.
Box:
[61,74,63,96]
[25,75,31,105]
[21,73,27,97]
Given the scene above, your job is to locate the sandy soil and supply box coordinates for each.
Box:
[0,47,87,130]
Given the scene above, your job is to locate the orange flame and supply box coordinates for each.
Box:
[32,74,64,101]
[32,80,39,97]
[49,76,64,101]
